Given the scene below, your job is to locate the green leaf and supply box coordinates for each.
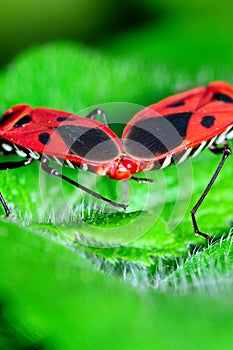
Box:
[1,221,233,349]
[0,41,233,348]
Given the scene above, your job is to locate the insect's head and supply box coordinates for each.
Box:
[103,155,142,180]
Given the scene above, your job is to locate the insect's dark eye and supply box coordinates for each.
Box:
[13,115,32,128]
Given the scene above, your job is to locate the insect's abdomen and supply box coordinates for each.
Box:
[0,138,92,172]
[0,138,41,160]
[148,124,233,171]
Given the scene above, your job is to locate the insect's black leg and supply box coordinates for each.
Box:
[41,157,127,209]
[0,192,10,216]
[0,157,34,216]
[190,146,231,240]
[0,157,33,170]
[131,176,154,183]
[209,141,229,154]
[86,108,109,126]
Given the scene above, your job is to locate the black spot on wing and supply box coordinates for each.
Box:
[167,101,185,108]
[13,115,32,128]
[124,112,193,159]
[38,133,51,145]
[213,93,233,103]
[57,117,76,122]
[201,116,215,128]
[56,125,120,161]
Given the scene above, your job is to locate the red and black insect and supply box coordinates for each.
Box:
[0,81,232,239]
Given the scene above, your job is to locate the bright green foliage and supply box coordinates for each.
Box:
[0,42,233,349]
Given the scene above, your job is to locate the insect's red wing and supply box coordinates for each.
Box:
[186,81,233,146]
[122,81,233,161]
[0,105,122,164]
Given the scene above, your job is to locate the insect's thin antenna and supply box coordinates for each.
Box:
[86,108,109,126]
[131,176,154,183]
[41,158,127,209]
[191,146,231,240]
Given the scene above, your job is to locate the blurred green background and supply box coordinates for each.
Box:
[1,0,233,70]
[0,0,149,66]
[1,1,233,349]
